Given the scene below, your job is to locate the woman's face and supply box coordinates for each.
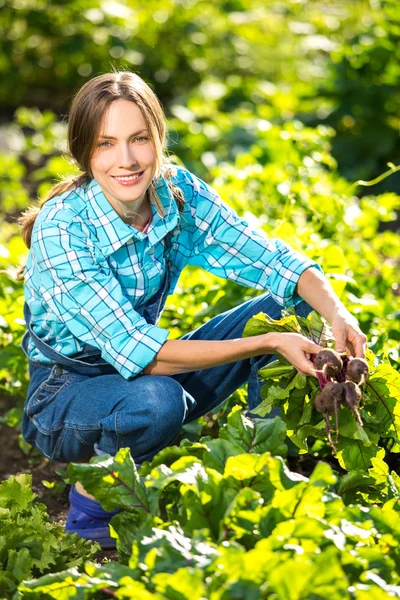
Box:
[90,99,156,217]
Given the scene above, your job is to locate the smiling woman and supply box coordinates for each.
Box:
[17,71,366,549]
[91,101,155,228]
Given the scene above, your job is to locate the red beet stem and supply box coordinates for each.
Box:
[316,371,326,390]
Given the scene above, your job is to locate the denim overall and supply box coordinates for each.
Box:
[22,230,313,464]
[21,231,188,462]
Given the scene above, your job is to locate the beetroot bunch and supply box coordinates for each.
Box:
[311,349,369,451]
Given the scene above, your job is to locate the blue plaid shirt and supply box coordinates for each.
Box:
[24,165,320,379]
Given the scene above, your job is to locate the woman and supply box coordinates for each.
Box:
[19,71,366,548]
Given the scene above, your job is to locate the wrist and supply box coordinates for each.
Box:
[325,303,346,324]
[328,303,352,322]
[245,332,278,356]
[261,331,281,354]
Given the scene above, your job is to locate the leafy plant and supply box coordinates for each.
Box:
[15,436,400,598]
[243,308,400,474]
[0,474,98,599]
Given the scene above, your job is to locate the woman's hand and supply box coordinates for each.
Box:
[295,268,368,359]
[330,309,367,358]
[269,332,324,377]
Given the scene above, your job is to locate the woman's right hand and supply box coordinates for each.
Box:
[266,332,324,377]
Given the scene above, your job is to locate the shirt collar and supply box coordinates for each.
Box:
[85,174,180,256]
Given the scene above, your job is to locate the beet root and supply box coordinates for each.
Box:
[314,349,343,380]
[342,380,363,427]
[346,357,369,385]
[314,382,345,414]
[314,381,345,449]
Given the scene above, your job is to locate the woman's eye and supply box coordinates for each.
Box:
[98,141,111,147]
[135,136,149,143]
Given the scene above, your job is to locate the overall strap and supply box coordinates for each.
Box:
[22,303,114,374]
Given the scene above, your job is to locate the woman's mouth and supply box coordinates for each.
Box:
[113,172,144,186]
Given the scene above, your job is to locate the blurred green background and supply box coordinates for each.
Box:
[2,0,400,183]
[0,0,399,422]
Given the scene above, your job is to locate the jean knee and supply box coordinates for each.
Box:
[99,376,190,457]
[134,376,189,435]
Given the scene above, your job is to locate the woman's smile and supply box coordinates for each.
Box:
[112,171,144,185]
[90,99,155,220]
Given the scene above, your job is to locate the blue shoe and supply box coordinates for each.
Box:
[65,485,119,549]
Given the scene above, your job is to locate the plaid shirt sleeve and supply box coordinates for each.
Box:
[184,171,322,307]
[32,219,169,379]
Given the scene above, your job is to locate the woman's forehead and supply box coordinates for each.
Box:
[99,99,147,136]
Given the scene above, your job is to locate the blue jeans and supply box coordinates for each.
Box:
[22,293,311,463]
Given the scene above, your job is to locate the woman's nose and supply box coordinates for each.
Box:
[117,143,138,168]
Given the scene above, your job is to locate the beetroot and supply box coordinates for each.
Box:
[314,382,345,451]
[310,344,368,451]
[314,349,343,380]
[342,380,363,427]
[346,357,369,385]
[314,381,345,414]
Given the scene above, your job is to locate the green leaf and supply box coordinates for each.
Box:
[336,438,385,471]
[68,447,149,512]
[306,310,333,345]
[180,468,235,538]
[0,473,36,512]
[337,470,378,502]
[139,442,207,476]
[250,417,288,456]
[219,407,287,457]
[6,548,32,583]
[263,455,308,492]
[267,549,349,600]
[16,568,111,599]
[257,360,295,380]
[366,364,400,447]
[152,567,207,600]
[116,577,165,599]
[288,421,326,452]
[272,481,327,520]
[222,487,264,541]
[224,453,270,482]
[108,511,156,561]
[128,524,218,576]
[308,461,337,488]
[201,438,244,472]
[146,456,206,493]
[354,585,400,600]
[219,406,256,451]
[338,409,374,444]
[339,458,400,504]
[369,498,400,539]
[242,311,301,337]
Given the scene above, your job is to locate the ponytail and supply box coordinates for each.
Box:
[16,173,89,280]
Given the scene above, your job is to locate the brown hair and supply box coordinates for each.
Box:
[17,71,183,275]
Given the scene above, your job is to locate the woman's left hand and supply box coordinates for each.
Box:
[330,309,367,358]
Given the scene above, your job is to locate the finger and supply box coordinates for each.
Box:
[298,357,317,378]
[354,335,367,358]
[345,341,355,357]
[305,340,324,355]
[334,332,347,354]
